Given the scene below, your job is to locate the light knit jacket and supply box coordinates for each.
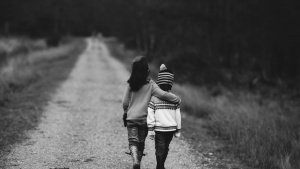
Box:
[147,95,181,132]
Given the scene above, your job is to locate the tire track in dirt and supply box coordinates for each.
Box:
[3,38,202,169]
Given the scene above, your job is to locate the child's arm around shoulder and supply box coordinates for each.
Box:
[150,80,181,104]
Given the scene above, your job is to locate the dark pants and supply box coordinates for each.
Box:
[155,131,175,169]
[127,120,148,151]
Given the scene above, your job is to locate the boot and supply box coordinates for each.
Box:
[130,146,140,169]
[156,155,165,169]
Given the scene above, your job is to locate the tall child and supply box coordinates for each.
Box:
[147,64,181,169]
[122,56,181,169]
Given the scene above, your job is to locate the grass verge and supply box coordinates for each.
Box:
[0,38,86,163]
[105,38,300,169]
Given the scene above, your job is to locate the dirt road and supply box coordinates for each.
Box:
[3,39,200,169]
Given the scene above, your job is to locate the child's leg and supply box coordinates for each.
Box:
[137,126,148,162]
[127,123,141,169]
[162,131,175,165]
[155,131,167,169]
[127,126,139,149]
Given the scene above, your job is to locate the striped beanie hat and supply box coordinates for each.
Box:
[156,64,174,86]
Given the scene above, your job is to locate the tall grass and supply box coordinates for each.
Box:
[0,37,47,67]
[174,85,300,169]
[0,40,82,104]
[0,37,46,55]
[105,38,300,169]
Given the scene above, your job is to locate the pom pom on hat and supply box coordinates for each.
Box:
[160,64,167,71]
[157,64,174,86]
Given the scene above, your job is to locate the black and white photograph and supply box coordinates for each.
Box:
[0,0,299,169]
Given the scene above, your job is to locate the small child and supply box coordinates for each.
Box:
[147,64,181,169]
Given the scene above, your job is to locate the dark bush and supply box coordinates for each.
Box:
[46,34,60,47]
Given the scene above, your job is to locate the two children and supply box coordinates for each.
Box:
[122,56,181,169]
[147,64,181,169]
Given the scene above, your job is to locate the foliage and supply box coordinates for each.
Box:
[175,84,300,169]
[0,39,82,104]
[1,0,299,85]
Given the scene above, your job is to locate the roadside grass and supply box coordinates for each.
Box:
[105,38,300,169]
[0,37,47,66]
[0,41,80,103]
[0,38,85,161]
[0,37,46,54]
[174,85,300,169]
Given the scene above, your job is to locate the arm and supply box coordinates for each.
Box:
[175,106,181,130]
[122,84,131,112]
[174,105,181,138]
[152,82,181,103]
[147,99,156,140]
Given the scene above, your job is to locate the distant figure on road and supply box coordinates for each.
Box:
[122,56,181,169]
[147,64,182,169]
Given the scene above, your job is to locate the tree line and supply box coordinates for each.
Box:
[1,0,300,87]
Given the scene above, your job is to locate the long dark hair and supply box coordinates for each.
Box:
[127,56,150,91]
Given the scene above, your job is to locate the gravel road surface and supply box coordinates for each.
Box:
[3,39,201,169]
